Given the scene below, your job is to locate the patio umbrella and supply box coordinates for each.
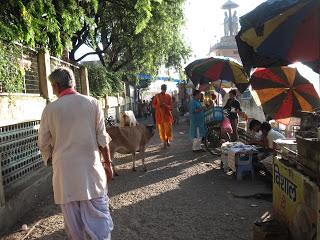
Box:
[236,0,319,74]
[185,57,249,93]
[250,66,320,124]
[198,80,235,92]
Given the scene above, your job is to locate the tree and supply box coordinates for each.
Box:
[70,0,190,81]
[0,0,190,93]
[0,0,98,55]
[83,62,123,97]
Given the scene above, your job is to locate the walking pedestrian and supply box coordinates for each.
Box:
[141,100,147,119]
[150,96,156,124]
[172,96,180,125]
[38,67,114,240]
[152,84,173,148]
[189,90,206,152]
[146,100,151,119]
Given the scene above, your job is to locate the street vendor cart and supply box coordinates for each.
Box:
[203,104,231,154]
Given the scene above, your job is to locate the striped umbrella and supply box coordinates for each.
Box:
[236,0,319,74]
[250,66,320,123]
[185,57,249,93]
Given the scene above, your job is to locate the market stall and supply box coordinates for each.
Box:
[272,111,320,240]
[185,56,250,154]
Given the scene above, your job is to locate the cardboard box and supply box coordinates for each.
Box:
[273,157,320,240]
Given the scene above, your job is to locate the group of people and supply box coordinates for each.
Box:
[188,87,286,154]
[189,89,242,152]
[248,119,285,150]
[139,100,153,119]
[37,68,285,239]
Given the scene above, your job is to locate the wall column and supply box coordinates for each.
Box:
[80,66,89,96]
[38,51,53,101]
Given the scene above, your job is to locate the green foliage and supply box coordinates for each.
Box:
[0,0,98,56]
[0,41,24,93]
[71,0,190,88]
[84,62,123,97]
[0,0,190,93]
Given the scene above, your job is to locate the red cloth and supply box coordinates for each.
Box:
[59,88,78,98]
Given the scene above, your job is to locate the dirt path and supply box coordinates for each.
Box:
[1,121,272,240]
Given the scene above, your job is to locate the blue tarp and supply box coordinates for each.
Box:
[138,74,181,83]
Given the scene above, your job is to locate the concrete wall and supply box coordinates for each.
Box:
[0,94,46,126]
[240,97,266,122]
[0,50,91,234]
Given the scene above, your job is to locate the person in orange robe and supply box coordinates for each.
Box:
[152,84,173,148]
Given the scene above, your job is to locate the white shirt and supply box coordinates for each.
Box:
[249,130,262,141]
[267,129,285,149]
[38,94,111,204]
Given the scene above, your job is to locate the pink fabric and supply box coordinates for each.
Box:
[221,117,233,133]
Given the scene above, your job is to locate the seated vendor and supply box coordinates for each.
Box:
[248,119,262,144]
[260,122,285,150]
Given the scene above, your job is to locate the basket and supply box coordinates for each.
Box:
[205,106,224,124]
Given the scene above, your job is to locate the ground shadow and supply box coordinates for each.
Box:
[110,169,272,240]
[109,123,214,196]
[37,229,66,240]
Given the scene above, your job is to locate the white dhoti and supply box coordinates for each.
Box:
[192,127,202,151]
[61,196,113,240]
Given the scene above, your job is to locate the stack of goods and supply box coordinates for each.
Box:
[273,138,298,165]
[295,111,320,183]
[204,106,224,124]
[272,111,320,240]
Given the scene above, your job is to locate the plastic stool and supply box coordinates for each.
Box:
[236,152,254,180]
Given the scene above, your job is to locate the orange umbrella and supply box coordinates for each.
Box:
[250,66,320,124]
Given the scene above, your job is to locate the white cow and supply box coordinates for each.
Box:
[120,110,137,127]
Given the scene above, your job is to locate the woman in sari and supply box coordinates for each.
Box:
[189,90,207,152]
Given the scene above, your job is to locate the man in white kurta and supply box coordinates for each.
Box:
[38,67,113,240]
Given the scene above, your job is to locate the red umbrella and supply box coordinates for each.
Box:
[250,66,320,124]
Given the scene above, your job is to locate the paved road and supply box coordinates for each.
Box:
[2,120,271,240]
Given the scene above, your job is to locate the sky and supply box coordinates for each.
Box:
[76,0,319,94]
[183,0,265,58]
[182,0,319,93]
